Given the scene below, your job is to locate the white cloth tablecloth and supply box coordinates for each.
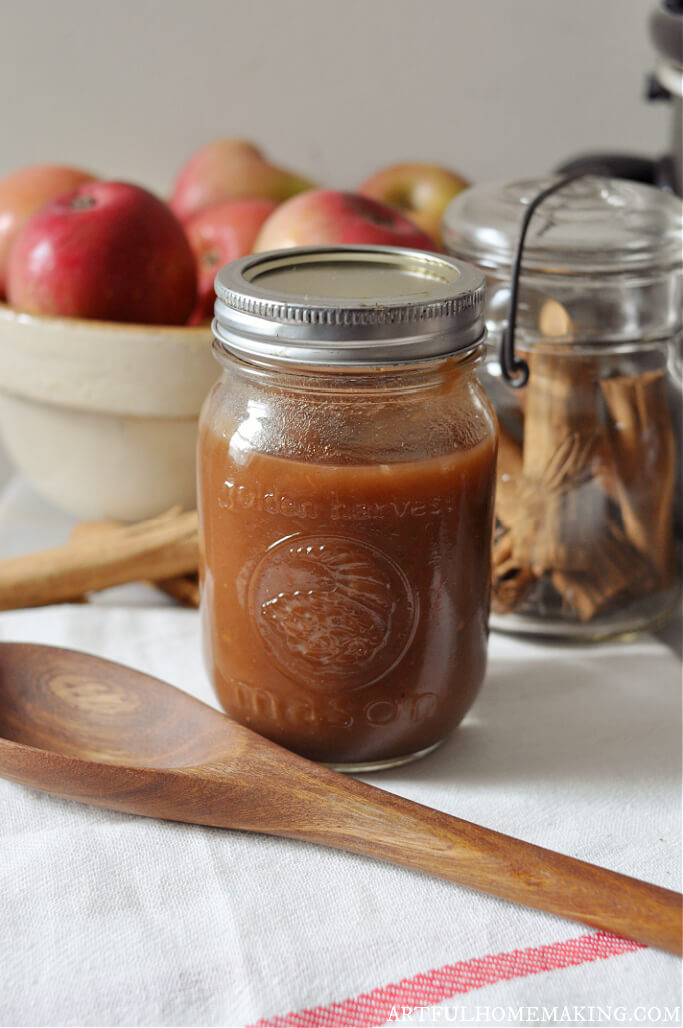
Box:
[0,475,681,1028]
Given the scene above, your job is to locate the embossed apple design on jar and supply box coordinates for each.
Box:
[250,535,417,691]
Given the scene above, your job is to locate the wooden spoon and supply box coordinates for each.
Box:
[0,642,680,955]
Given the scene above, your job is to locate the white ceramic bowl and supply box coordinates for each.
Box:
[0,303,218,521]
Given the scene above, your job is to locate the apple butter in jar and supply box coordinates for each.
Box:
[198,245,497,770]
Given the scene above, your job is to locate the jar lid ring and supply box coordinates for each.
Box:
[500,172,587,388]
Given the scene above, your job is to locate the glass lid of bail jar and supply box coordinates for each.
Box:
[442,175,683,275]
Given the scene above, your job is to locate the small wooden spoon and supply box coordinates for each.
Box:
[0,642,680,955]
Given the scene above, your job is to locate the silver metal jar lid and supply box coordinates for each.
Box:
[213,245,485,366]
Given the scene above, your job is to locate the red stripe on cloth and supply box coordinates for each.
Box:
[249,931,644,1028]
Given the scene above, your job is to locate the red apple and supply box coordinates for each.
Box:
[7,181,197,325]
[359,162,469,247]
[171,139,315,221]
[184,199,278,324]
[0,163,95,298]
[254,189,440,253]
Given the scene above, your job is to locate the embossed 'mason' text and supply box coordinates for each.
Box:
[225,677,439,730]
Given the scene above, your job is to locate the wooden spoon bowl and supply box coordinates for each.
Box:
[0,642,680,955]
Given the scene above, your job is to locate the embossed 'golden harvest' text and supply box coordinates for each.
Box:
[218,480,457,520]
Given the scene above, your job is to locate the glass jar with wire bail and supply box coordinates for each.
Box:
[198,245,497,771]
[443,175,682,640]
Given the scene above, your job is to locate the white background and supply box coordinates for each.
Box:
[0,0,668,193]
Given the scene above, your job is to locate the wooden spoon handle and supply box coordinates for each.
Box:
[335,786,682,955]
[193,750,682,955]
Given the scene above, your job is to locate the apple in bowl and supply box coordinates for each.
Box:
[0,163,95,298]
[254,189,440,252]
[171,139,315,221]
[183,199,277,324]
[7,181,197,325]
[359,162,469,247]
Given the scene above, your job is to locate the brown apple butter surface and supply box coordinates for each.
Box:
[199,428,497,766]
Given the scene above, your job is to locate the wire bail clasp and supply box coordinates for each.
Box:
[500,173,587,389]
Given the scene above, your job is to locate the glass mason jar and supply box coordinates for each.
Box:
[443,176,682,640]
[197,245,497,771]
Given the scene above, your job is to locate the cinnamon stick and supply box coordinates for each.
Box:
[510,350,606,575]
[538,297,573,340]
[69,515,200,608]
[155,574,200,608]
[491,529,536,615]
[495,422,524,528]
[552,517,659,622]
[0,510,198,611]
[600,369,676,586]
[491,425,536,613]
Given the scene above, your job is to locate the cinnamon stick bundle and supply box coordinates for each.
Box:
[492,340,676,624]
[0,509,199,612]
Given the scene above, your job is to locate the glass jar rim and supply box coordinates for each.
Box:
[211,337,488,381]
